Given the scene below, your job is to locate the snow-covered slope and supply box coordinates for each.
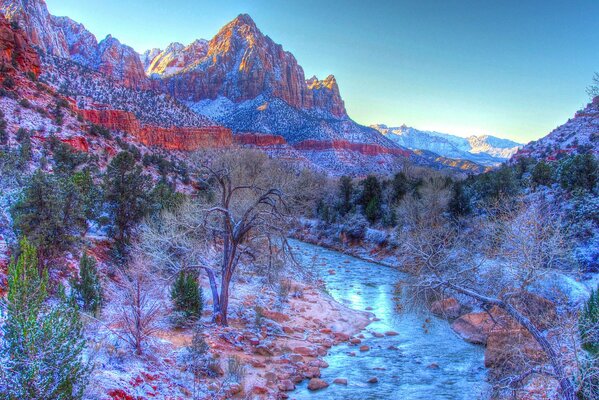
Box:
[372,124,521,166]
[512,97,599,161]
[190,95,395,146]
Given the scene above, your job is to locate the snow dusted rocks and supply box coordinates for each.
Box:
[512,96,599,161]
[1,0,148,88]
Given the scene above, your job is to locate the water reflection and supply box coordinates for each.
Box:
[289,239,489,400]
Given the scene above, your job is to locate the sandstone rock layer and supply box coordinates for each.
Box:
[80,109,232,151]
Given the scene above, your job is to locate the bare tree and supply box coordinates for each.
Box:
[399,198,577,400]
[111,260,162,355]
[195,152,292,325]
[586,72,599,100]
[139,149,295,326]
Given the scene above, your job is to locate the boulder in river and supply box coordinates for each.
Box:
[308,378,329,391]
[450,312,496,344]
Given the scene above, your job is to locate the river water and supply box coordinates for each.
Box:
[289,239,490,400]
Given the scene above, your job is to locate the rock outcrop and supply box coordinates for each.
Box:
[233,132,286,147]
[0,0,148,88]
[144,39,208,77]
[430,298,462,320]
[149,14,347,118]
[306,75,346,117]
[0,13,40,76]
[80,109,232,150]
[451,291,559,374]
[512,96,599,162]
[293,139,413,157]
[0,0,68,57]
[96,35,148,89]
[50,15,98,68]
[451,312,496,345]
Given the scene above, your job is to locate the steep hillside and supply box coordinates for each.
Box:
[0,0,148,88]
[0,0,487,175]
[513,97,599,161]
[372,124,521,166]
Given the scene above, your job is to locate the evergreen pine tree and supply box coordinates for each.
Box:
[558,154,598,192]
[104,151,153,252]
[71,169,103,223]
[359,175,382,223]
[337,176,353,215]
[73,253,102,315]
[11,170,86,264]
[0,110,7,145]
[150,181,186,214]
[391,172,409,204]
[18,128,32,165]
[171,270,203,320]
[0,238,89,399]
[580,285,599,355]
[448,181,472,218]
[531,160,554,188]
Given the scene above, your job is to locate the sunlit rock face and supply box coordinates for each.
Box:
[146,14,347,118]
[79,108,233,150]
[96,35,148,89]
[0,13,40,76]
[143,39,209,77]
[0,0,148,89]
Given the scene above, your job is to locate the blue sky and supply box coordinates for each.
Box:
[45,0,599,143]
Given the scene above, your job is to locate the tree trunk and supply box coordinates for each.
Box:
[219,274,230,326]
[501,303,576,400]
[449,284,576,400]
[202,267,221,323]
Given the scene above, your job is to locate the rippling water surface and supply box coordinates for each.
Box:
[289,239,490,400]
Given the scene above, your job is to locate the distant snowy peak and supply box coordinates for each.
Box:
[371,124,521,166]
[466,135,521,159]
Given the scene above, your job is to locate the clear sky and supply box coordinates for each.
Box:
[45,0,599,143]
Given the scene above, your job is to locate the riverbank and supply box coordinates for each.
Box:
[86,244,373,400]
[290,219,398,268]
[290,221,596,400]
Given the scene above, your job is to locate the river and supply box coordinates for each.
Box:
[288,239,490,400]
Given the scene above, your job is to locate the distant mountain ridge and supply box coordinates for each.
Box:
[0,0,496,175]
[371,124,521,166]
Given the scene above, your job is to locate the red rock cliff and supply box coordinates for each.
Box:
[80,109,232,151]
[154,14,347,118]
[293,139,413,158]
[0,14,40,76]
[233,132,287,147]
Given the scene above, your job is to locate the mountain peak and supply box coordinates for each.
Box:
[229,13,257,28]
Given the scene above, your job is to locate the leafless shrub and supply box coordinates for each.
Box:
[111,259,162,355]
[226,356,246,384]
